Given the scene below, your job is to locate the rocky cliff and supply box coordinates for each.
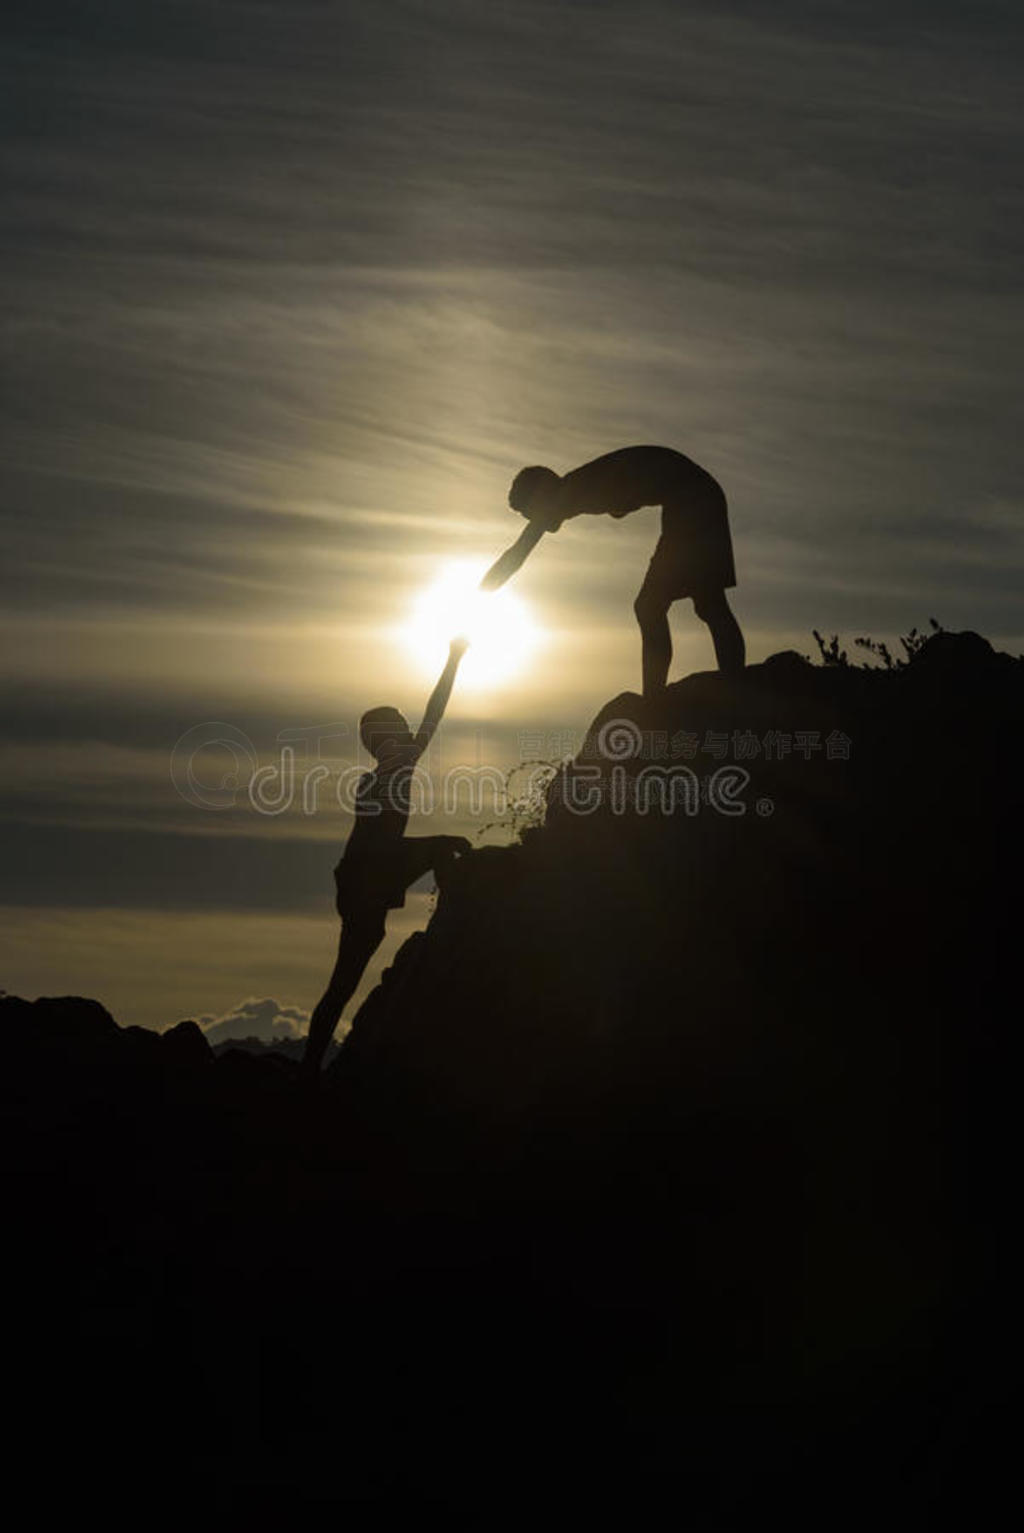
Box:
[2,630,1016,1514]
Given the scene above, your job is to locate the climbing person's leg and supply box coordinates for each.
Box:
[399,834,472,895]
[634,572,673,700]
[431,834,472,891]
[302,910,387,1077]
[693,586,746,678]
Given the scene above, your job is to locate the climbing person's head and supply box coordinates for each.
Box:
[360,705,412,761]
[509,464,563,531]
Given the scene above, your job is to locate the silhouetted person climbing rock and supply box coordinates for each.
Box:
[481,445,745,696]
[302,638,471,1077]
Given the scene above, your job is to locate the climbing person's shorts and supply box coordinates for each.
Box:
[333,846,408,921]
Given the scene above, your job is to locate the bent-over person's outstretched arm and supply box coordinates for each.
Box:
[479,519,548,592]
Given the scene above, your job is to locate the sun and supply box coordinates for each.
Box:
[400,560,542,688]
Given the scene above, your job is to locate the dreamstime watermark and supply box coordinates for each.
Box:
[169,715,850,822]
[550,759,760,818]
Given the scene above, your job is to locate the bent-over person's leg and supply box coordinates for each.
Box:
[694,586,745,677]
[303,912,387,1077]
[634,575,673,700]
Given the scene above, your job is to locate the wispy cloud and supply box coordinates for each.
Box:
[2,0,1021,1012]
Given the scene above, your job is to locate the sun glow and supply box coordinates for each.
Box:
[401,560,542,688]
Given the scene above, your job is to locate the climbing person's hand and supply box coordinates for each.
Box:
[450,635,470,660]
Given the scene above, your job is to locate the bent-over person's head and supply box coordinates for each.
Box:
[508,465,563,531]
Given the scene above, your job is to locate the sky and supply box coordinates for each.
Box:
[2,0,1021,1035]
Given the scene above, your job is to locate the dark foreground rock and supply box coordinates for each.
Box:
[2,632,1016,1515]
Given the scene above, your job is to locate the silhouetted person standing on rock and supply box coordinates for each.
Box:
[302,638,471,1078]
[481,446,745,696]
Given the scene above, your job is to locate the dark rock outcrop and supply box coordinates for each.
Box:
[335,632,1017,1139]
[2,630,1015,1513]
[160,1018,214,1069]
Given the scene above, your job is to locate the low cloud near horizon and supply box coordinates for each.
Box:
[198,996,310,1047]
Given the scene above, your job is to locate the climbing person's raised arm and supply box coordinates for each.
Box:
[479,519,547,592]
[412,636,468,759]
